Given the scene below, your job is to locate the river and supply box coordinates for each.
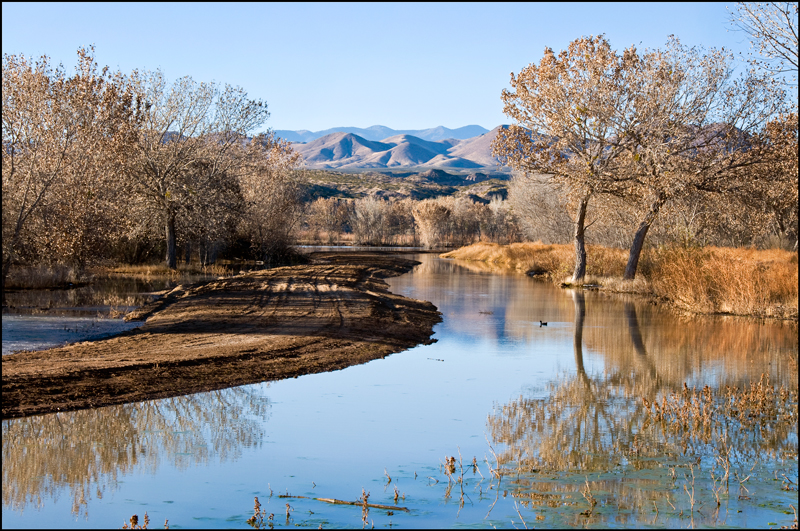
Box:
[2,252,797,528]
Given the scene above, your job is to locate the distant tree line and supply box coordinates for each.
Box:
[300,195,520,248]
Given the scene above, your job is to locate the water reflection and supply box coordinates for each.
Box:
[2,277,179,317]
[489,285,797,471]
[1,386,270,519]
[486,284,797,527]
[403,257,574,345]
[2,253,796,528]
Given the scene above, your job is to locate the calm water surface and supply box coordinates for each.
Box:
[2,274,218,355]
[2,253,797,528]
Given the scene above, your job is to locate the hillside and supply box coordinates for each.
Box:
[298,168,510,202]
[292,125,510,171]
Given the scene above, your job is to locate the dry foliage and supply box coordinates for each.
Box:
[3,46,136,288]
[3,46,302,286]
[648,246,798,317]
[444,242,798,318]
[493,33,792,283]
[493,35,635,282]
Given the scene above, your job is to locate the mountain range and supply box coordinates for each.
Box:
[289,125,510,171]
[274,124,490,143]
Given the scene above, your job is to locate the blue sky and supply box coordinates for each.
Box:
[2,2,758,133]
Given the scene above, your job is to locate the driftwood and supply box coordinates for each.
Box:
[277,494,410,512]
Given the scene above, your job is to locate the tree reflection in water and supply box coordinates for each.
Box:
[2,386,270,519]
[487,290,798,526]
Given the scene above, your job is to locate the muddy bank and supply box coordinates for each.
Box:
[2,253,441,419]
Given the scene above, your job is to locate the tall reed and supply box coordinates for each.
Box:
[647,246,798,317]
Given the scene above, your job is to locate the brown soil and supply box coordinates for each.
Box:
[2,252,441,419]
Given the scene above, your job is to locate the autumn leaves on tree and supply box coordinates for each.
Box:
[493,31,796,282]
[2,46,301,286]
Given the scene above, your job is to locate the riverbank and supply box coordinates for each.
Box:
[2,253,442,419]
[442,242,798,320]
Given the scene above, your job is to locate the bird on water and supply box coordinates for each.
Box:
[540,320,547,327]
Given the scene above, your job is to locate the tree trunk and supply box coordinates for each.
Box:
[571,193,590,283]
[165,210,177,270]
[2,256,12,304]
[624,192,666,280]
[572,290,590,386]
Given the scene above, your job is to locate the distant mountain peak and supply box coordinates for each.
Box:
[290,125,512,171]
[273,125,490,144]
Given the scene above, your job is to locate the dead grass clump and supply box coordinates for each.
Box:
[5,263,86,289]
[647,246,798,317]
[584,245,628,278]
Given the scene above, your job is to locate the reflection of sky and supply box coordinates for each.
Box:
[2,315,141,355]
[2,253,796,529]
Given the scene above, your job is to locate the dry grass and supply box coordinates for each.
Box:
[103,262,233,279]
[4,264,86,289]
[442,242,798,319]
[647,246,798,318]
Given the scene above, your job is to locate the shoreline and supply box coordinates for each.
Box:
[441,242,799,322]
[2,253,442,419]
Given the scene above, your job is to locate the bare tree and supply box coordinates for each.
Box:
[492,35,635,282]
[121,70,270,269]
[617,36,788,278]
[306,197,348,244]
[412,198,452,249]
[387,198,417,246]
[237,133,303,265]
[351,195,388,245]
[728,2,798,84]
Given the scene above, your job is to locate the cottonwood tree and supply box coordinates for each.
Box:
[306,197,348,244]
[121,70,270,269]
[492,36,636,282]
[237,132,303,265]
[616,37,788,279]
[2,46,134,289]
[385,198,417,245]
[728,112,798,249]
[448,196,482,246]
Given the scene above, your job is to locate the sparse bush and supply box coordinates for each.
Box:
[351,196,389,245]
[413,198,452,249]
